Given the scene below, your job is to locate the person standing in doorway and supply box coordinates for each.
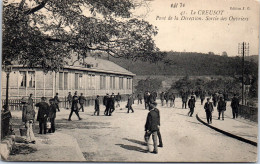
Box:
[188,96,196,117]
[36,97,49,134]
[204,98,214,124]
[54,93,60,112]
[79,93,86,112]
[22,97,36,144]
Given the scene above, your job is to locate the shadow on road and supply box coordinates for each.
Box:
[123,138,146,146]
[115,144,147,153]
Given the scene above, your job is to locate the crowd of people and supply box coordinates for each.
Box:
[20,89,240,155]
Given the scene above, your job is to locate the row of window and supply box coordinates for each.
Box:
[17,71,132,90]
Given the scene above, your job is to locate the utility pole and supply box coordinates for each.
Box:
[238,42,249,105]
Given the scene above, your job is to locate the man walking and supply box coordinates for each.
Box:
[115,93,121,107]
[200,91,206,105]
[103,93,109,115]
[127,94,134,113]
[68,94,82,121]
[137,93,142,104]
[160,92,165,106]
[78,93,86,112]
[204,98,214,124]
[169,93,175,108]
[231,94,240,119]
[36,97,49,134]
[164,92,169,107]
[182,92,188,109]
[188,96,195,117]
[94,95,100,116]
[152,103,163,147]
[144,91,149,109]
[144,102,160,154]
[54,93,60,112]
[109,93,116,115]
[48,98,57,133]
[67,92,72,109]
[217,97,226,120]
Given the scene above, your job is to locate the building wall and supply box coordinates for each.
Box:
[1,67,133,100]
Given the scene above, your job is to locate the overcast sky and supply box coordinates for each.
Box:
[136,0,259,56]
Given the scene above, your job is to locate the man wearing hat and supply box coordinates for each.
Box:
[48,98,57,133]
[35,97,50,134]
[21,97,36,144]
[231,94,240,119]
[68,94,82,121]
[188,96,196,117]
[204,98,214,124]
[144,102,160,154]
[28,93,34,107]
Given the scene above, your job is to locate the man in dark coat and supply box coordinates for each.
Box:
[103,93,109,115]
[217,97,226,120]
[94,95,100,116]
[68,94,82,121]
[212,93,218,107]
[137,93,142,104]
[160,92,165,106]
[204,98,214,124]
[188,96,195,117]
[109,93,116,115]
[182,92,188,109]
[115,93,122,107]
[48,98,57,133]
[144,102,160,154]
[67,92,72,109]
[152,91,157,102]
[200,91,206,105]
[54,93,60,112]
[28,93,34,107]
[164,92,170,107]
[152,103,163,147]
[36,97,49,134]
[78,93,87,112]
[169,93,175,108]
[144,91,149,109]
[127,94,134,113]
[231,94,240,119]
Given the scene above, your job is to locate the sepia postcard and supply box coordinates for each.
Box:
[0,0,259,162]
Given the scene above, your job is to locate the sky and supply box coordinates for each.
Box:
[135,0,259,56]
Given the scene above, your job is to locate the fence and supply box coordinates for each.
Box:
[238,105,258,122]
[1,95,130,110]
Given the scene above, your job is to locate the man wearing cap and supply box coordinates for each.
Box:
[145,102,160,154]
[217,97,226,120]
[68,94,82,121]
[231,94,240,119]
[54,93,60,112]
[36,97,49,134]
[204,98,214,124]
[78,93,87,112]
[21,97,36,144]
[67,92,72,109]
[188,96,196,117]
[28,93,34,107]
[48,98,57,133]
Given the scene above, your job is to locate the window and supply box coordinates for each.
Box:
[88,74,95,89]
[64,72,68,90]
[79,74,83,89]
[18,71,26,87]
[59,72,63,90]
[100,75,106,89]
[75,73,79,89]
[110,76,115,89]
[119,77,124,90]
[127,78,132,89]
[28,71,35,88]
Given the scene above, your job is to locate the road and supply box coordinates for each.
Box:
[8,98,257,162]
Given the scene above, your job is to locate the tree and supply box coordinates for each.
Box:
[222,51,228,57]
[3,0,163,72]
[135,77,162,93]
